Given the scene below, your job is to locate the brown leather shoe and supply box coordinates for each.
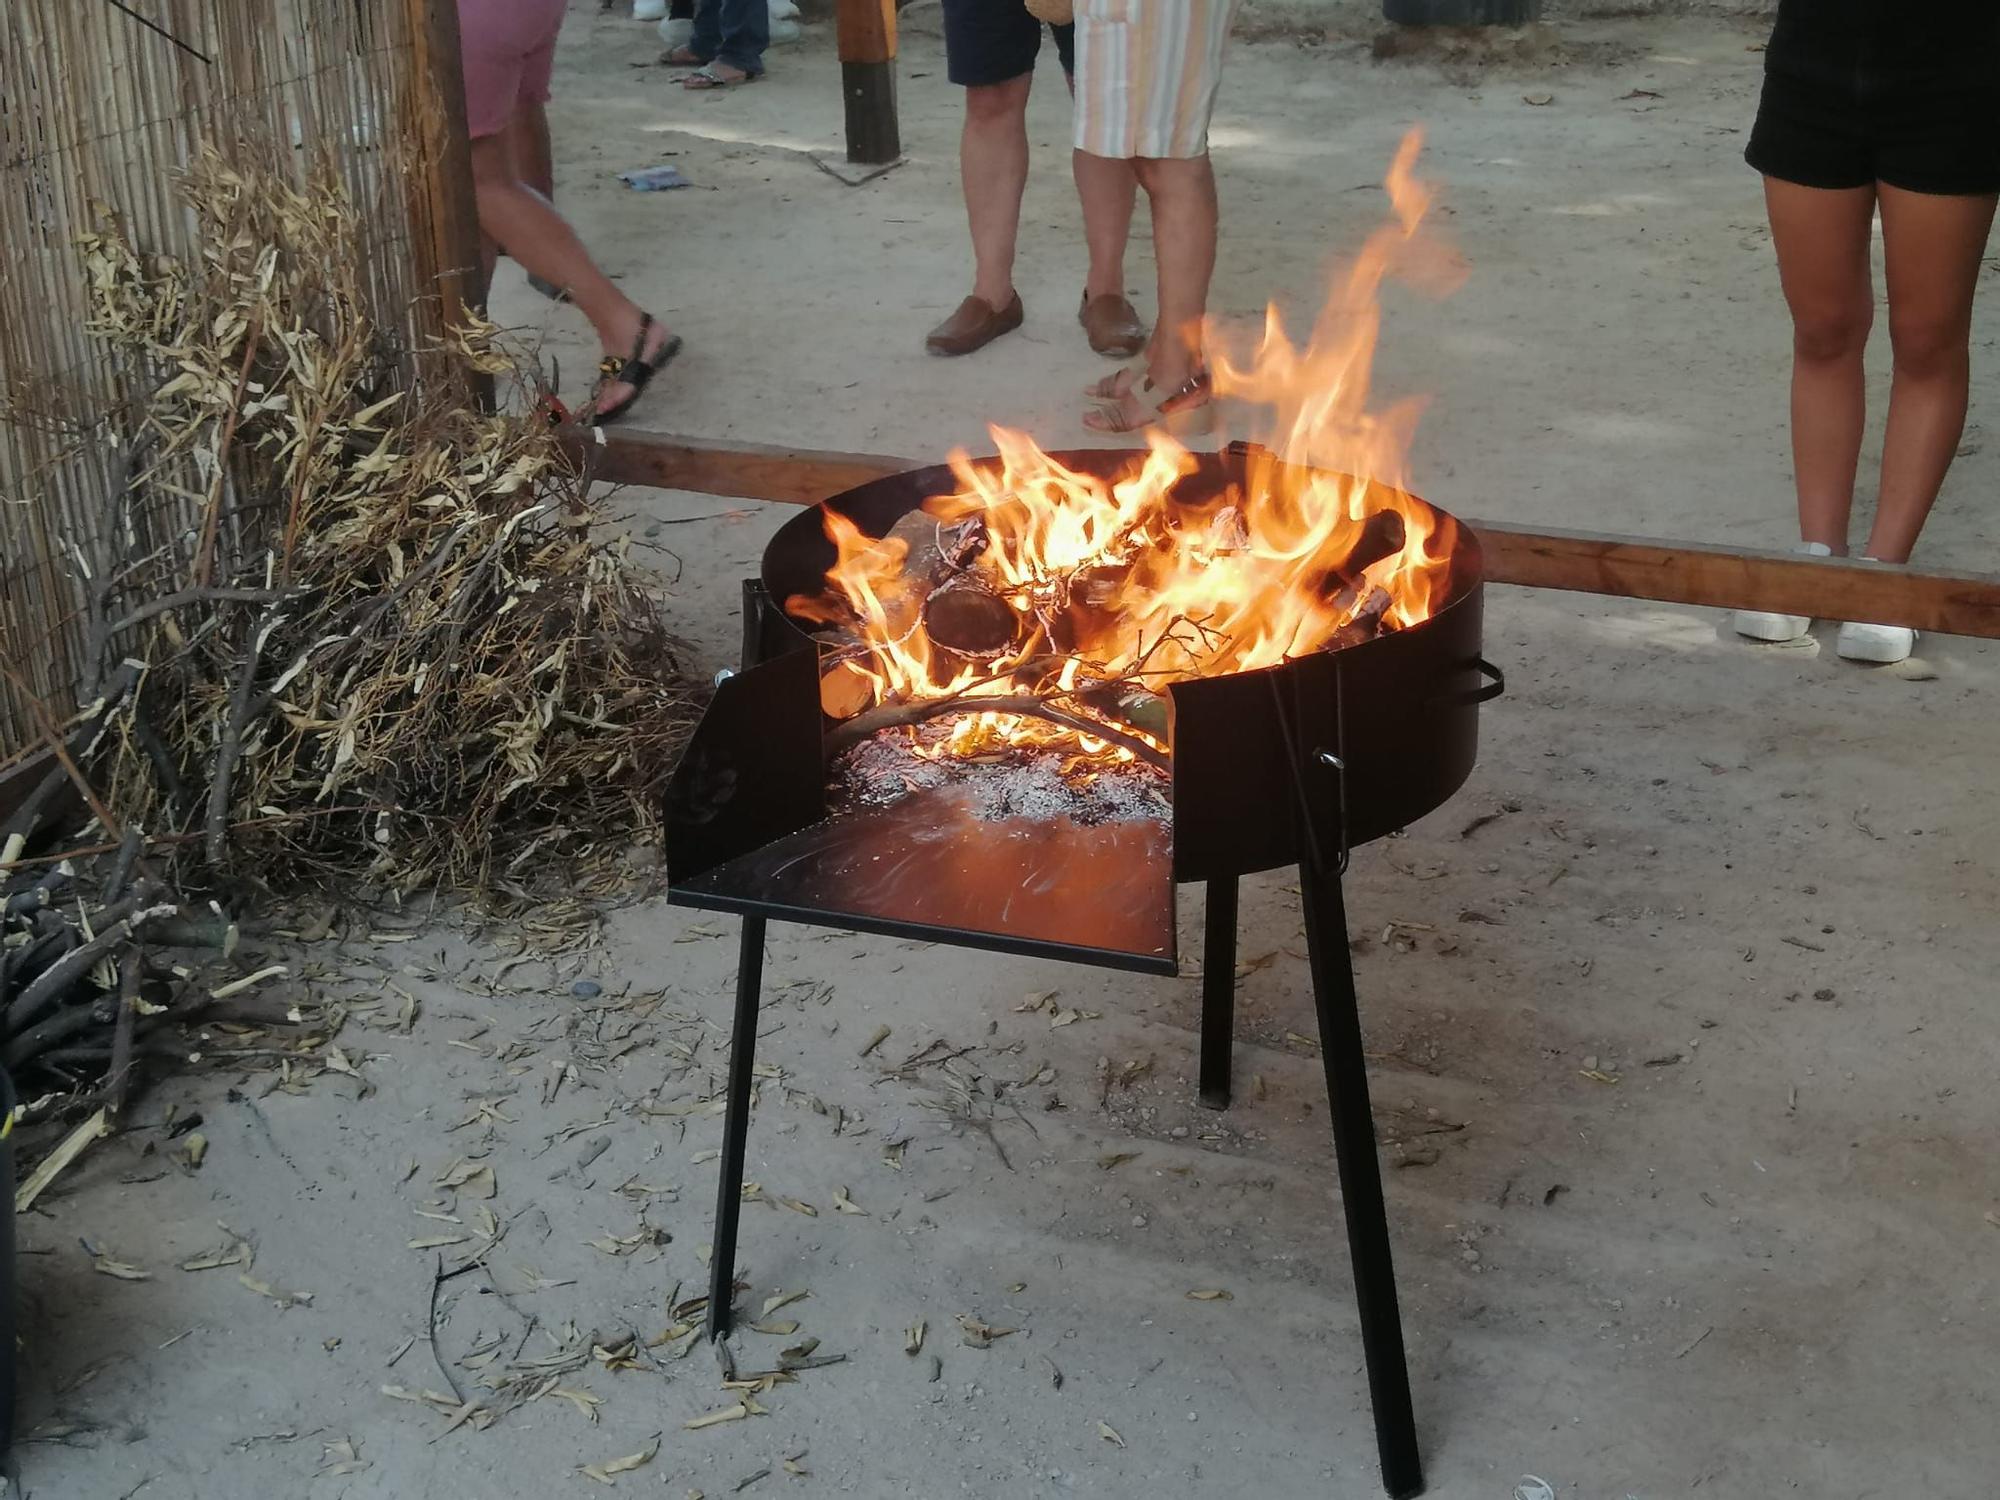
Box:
[1079,292,1147,357]
[926,293,1025,357]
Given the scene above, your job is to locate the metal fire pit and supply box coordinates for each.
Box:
[664,443,1502,1499]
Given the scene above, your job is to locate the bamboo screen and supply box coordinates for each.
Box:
[0,0,466,758]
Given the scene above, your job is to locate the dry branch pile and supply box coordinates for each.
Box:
[0,149,700,1108]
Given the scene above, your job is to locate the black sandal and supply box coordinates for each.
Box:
[589,313,682,425]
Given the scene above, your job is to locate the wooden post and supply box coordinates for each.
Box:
[406,0,490,403]
[836,0,899,165]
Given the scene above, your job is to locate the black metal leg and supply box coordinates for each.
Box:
[1299,863,1423,1500]
[1198,876,1239,1109]
[705,914,767,1340]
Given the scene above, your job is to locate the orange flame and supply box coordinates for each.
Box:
[795,129,1463,770]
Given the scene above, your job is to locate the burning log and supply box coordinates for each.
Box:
[921,576,1021,659]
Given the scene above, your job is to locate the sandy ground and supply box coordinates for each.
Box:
[16,4,2000,1499]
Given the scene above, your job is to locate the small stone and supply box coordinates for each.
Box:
[1131,1215,1147,1228]
[1169,1126,1189,1139]
[1582,1054,1599,1071]
[571,979,602,998]
[1461,1248,1480,1263]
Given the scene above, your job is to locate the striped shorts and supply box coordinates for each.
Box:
[1072,0,1239,161]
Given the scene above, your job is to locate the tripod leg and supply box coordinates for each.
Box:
[1300,864,1423,1499]
[705,914,767,1340]
[1198,876,1239,1109]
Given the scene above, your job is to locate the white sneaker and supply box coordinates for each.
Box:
[634,0,668,20]
[657,15,693,47]
[1733,540,1833,642]
[769,0,800,18]
[1835,619,1916,664]
[768,16,802,42]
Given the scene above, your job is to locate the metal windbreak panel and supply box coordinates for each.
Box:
[672,780,1177,975]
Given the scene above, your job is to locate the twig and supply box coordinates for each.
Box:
[205,602,284,869]
[824,693,1170,770]
[5,902,174,1036]
[15,1108,110,1214]
[106,588,287,638]
[0,657,130,845]
[429,1255,468,1404]
[191,317,264,589]
[106,954,141,1120]
[103,828,145,904]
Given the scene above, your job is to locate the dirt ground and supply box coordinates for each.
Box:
[17,3,2000,1498]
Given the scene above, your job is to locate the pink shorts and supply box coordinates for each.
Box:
[457,0,569,139]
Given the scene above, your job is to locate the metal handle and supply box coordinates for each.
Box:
[1428,657,1504,710]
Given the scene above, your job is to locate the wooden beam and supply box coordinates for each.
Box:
[587,427,2000,640]
[835,0,899,164]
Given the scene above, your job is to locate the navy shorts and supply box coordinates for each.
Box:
[942,0,1073,88]
[1746,1,2000,195]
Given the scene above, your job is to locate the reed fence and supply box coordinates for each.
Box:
[0,0,477,762]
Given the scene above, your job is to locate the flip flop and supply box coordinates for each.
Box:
[589,313,682,425]
[683,63,760,89]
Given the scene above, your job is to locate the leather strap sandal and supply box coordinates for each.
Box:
[589,313,682,425]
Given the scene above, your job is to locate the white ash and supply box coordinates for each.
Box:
[833,731,1170,824]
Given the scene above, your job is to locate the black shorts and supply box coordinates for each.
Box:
[1745,1,2000,195]
[942,0,1072,89]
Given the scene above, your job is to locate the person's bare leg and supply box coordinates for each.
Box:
[1073,149,1136,301]
[1132,153,1217,391]
[1764,178,1877,553]
[467,133,671,409]
[1868,183,1998,562]
[961,75,1034,308]
[513,99,554,199]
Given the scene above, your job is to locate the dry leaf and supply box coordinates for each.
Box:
[762,1290,810,1316]
[544,1387,604,1422]
[832,1186,866,1216]
[319,1438,368,1476]
[177,1132,209,1170]
[1186,1289,1233,1302]
[92,1255,152,1281]
[904,1319,926,1356]
[1579,1069,1621,1085]
[408,1234,469,1250]
[1283,1031,1320,1053]
[182,1231,253,1273]
[240,1274,313,1308]
[436,1160,497,1199]
[1523,92,1554,106]
[691,1149,721,1165]
[956,1315,1018,1349]
[1098,1421,1126,1448]
[783,1455,809,1477]
[860,1024,892,1057]
[779,1197,817,1218]
[581,1433,660,1483]
[1097,1152,1139,1171]
[748,1319,799,1336]
[685,1402,752,1431]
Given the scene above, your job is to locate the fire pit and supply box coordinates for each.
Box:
[664,133,1498,1497]
[664,436,1499,1500]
